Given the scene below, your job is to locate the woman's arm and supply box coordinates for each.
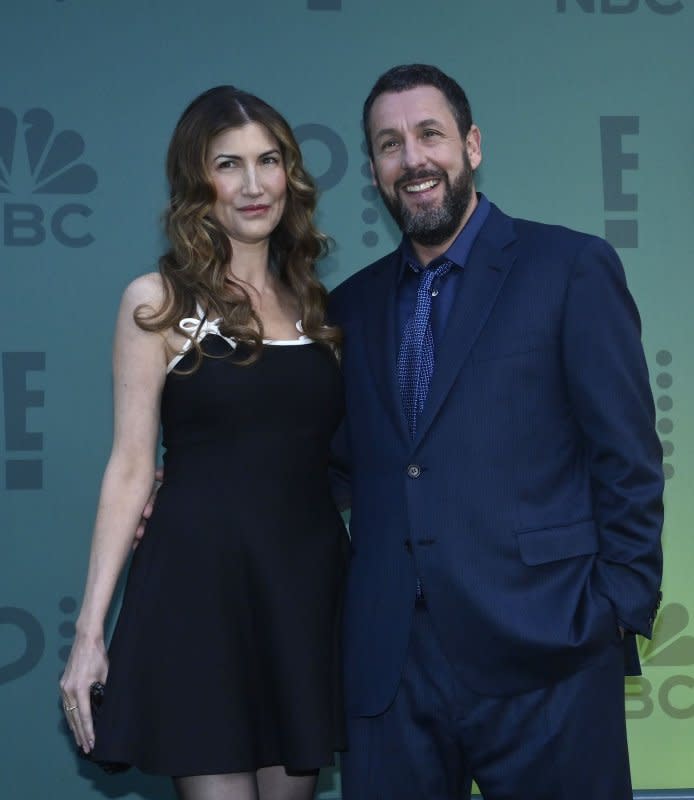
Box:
[59,273,169,754]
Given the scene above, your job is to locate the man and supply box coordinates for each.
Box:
[328,64,663,800]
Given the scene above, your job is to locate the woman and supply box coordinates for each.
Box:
[59,86,348,800]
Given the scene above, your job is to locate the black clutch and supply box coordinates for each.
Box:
[79,681,130,774]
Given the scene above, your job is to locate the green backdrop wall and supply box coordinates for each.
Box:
[1,1,692,798]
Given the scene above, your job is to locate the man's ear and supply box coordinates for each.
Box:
[370,159,377,187]
[466,125,482,170]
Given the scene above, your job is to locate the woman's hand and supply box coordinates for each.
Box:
[59,633,108,754]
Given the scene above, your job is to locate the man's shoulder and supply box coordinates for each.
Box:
[493,203,611,256]
[482,203,625,291]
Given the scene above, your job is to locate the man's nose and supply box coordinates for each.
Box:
[400,138,427,170]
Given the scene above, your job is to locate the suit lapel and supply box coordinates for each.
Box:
[362,252,410,443]
[414,207,518,445]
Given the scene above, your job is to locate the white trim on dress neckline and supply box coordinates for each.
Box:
[166,309,313,374]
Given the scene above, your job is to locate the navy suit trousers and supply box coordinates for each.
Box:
[341,604,632,800]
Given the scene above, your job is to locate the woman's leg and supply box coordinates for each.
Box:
[173,772,259,800]
[256,765,318,800]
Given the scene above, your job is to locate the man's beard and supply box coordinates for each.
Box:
[377,154,474,247]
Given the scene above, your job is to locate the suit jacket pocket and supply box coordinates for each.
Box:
[516,519,599,565]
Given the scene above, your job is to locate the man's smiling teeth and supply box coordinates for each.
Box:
[404,179,439,193]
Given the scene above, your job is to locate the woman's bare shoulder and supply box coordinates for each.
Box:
[121,271,167,314]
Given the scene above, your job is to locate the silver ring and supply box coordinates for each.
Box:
[64,704,78,712]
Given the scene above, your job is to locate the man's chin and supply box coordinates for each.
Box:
[401,201,445,226]
[405,208,463,246]
[404,209,447,233]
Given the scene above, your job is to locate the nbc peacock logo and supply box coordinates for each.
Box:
[639,603,694,669]
[626,602,694,720]
[0,107,97,248]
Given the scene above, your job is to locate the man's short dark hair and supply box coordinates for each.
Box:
[362,64,473,160]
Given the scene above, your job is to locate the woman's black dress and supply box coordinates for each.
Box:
[90,325,348,776]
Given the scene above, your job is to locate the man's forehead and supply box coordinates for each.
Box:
[369,86,455,131]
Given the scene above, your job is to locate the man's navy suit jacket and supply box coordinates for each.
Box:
[328,202,663,718]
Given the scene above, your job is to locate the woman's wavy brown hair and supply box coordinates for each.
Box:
[136,85,341,366]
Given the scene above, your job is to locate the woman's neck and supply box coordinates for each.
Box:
[226,239,273,296]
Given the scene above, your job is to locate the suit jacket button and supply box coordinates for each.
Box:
[407,464,422,478]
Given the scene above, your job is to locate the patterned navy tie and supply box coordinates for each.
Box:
[397,260,454,438]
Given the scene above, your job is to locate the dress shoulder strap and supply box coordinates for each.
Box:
[166,303,236,374]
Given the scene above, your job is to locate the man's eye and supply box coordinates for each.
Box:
[423,129,440,138]
[381,140,398,151]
